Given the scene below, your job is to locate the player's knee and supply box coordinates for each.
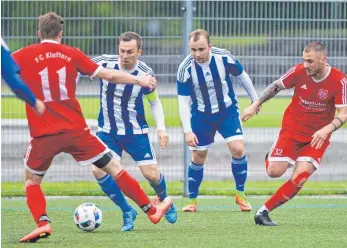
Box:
[93,151,113,169]
[24,169,43,185]
[229,144,245,158]
[266,165,283,178]
[192,151,207,164]
[291,171,310,187]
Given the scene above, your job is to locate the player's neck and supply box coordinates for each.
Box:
[311,64,331,83]
[41,38,60,44]
[119,62,137,72]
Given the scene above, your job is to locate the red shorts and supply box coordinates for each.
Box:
[23,128,110,175]
[268,129,330,169]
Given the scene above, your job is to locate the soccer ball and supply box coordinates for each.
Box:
[74,203,102,231]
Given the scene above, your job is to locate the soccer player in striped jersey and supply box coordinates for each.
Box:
[177,29,258,212]
[89,32,177,231]
[242,42,347,226]
[1,37,45,115]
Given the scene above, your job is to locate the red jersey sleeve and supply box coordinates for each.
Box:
[334,74,347,107]
[72,48,101,79]
[280,65,301,89]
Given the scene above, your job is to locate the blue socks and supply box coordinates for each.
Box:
[231,155,248,192]
[97,174,131,213]
[150,173,168,201]
[188,161,204,199]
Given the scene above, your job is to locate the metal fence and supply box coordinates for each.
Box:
[1,1,347,193]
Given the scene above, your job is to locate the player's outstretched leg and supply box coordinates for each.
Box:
[231,155,252,211]
[182,161,204,212]
[94,170,137,231]
[20,182,52,243]
[255,170,311,226]
[101,159,171,224]
[149,173,177,224]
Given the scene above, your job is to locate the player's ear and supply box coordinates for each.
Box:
[38,31,42,40]
[138,48,143,56]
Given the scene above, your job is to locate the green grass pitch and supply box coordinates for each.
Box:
[2,197,347,248]
[2,96,291,127]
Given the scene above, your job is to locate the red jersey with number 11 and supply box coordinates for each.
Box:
[12,40,101,137]
[280,64,347,142]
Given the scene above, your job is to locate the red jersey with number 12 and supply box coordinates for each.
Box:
[12,40,101,137]
[280,64,347,142]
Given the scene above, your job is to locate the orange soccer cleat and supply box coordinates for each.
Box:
[148,197,172,224]
[19,223,52,243]
[182,202,198,212]
[235,191,252,212]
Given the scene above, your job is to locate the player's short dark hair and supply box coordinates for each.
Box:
[38,12,64,39]
[119,31,142,50]
[189,29,210,44]
[304,42,327,55]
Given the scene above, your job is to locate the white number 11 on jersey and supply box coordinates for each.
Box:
[38,66,69,102]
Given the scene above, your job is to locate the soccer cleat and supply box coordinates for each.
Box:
[148,197,172,224]
[182,203,197,212]
[153,196,177,224]
[121,208,138,232]
[164,203,177,224]
[19,223,52,243]
[254,210,278,226]
[235,192,252,211]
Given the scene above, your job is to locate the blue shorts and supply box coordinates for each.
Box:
[96,132,157,166]
[190,107,243,150]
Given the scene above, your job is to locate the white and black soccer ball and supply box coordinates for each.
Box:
[74,203,102,231]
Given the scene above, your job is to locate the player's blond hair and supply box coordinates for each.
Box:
[189,29,210,44]
[38,12,64,39]
[304,42,327,56]
[119,31,143,50]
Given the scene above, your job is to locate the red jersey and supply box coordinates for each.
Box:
[280,64,347,142]
[12,40,101,137]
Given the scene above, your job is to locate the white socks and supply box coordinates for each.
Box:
[256,205,269,215]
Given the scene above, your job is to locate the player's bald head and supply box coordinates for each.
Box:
[189,29,210,44]
[303,42,327,56]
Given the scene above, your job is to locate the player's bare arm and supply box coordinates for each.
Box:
[241,79,285,122]
[311,106,347,149]
[97,67,157,90]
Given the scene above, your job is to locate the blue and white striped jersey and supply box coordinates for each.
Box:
[177,47,245,114]
[92,54,154,135]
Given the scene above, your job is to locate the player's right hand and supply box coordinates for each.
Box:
[136,75,157,90]
[185,132,199,147]
[33,99,45,116]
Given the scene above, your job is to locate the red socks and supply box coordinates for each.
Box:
[25,184,49,227]
[114,169,156,215]
[265,179,301,211]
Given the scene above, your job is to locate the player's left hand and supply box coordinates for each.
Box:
[311,125,332,150]
[157,130,169,149]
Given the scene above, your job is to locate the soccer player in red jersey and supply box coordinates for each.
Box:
[13,12,172,243]
[242,42,347,226]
